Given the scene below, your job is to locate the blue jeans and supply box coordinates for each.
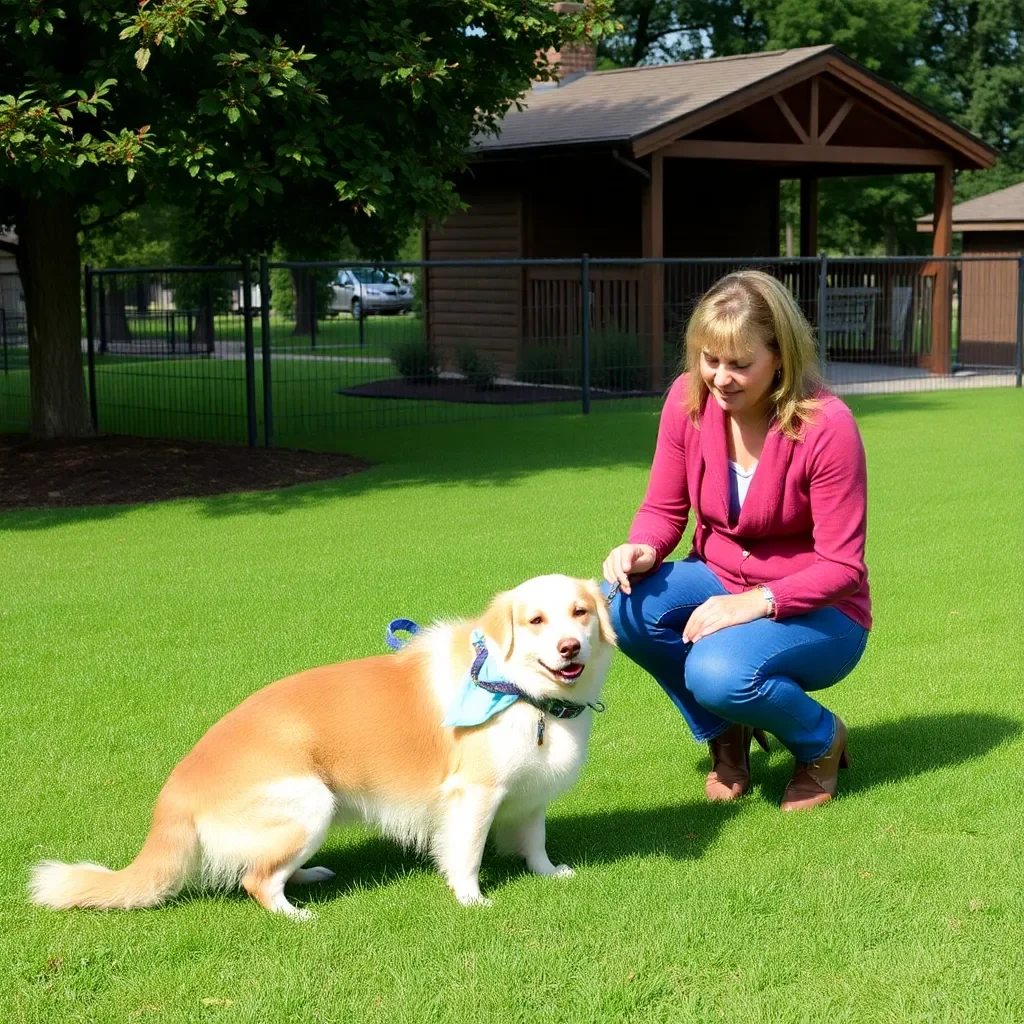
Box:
[603,558,868,761]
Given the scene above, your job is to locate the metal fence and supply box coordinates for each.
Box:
[1,255,1021,447]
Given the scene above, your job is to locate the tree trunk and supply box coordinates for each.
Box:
[16,194,93,437]
[105,286,133,344]
[291,267,314,335]
[190,285,216,354]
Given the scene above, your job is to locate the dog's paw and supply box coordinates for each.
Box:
[454,888,493,908]
[550,864,575,879]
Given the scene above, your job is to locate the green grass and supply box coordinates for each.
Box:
[2,390,1023,1023]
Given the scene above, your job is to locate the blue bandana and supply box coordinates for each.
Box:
[384,619,604,742]
[442,630,520,727]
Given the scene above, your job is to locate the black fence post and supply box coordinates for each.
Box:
[1016,256,1023,389]
[818,252,829,381]
[1,309,7,375]
[84,264,98,431]
[242,256,258,447]
[580,253,591,414]
[260,255,274,447]
[309,274,318,350]
[358,300,365,348]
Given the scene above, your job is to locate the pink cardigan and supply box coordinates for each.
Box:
[628,375,872,629]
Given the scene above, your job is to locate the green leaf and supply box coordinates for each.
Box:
[226,105,241,123]
[135,48,151,71]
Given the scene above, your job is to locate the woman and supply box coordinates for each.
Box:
[602,271,870,812]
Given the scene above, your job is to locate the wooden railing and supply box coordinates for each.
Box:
[525,265,643,341]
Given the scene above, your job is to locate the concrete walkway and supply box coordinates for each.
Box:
[825,361,1018,395]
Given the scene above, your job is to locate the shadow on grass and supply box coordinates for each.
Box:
[3,388,1008,533]
[0,409,663,532]
[749,712,1021,804]
[162,713,1019,914]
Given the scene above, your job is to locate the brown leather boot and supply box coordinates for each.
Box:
[705,724,770,802]
[781,716,850,812]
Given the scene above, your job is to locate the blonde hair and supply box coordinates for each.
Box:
[682,270,824,439]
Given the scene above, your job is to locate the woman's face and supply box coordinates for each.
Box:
[700,339,780,420]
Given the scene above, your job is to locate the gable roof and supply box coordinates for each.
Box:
[472,45,995,170]
[917,180,1024,231]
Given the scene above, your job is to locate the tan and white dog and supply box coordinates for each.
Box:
[31,574,616,918]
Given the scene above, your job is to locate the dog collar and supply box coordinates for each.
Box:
[467,631,604,721]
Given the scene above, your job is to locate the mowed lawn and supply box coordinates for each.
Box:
[1,389,1023,1023]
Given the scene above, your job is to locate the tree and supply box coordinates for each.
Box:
[81,204,175,347]
[0,0,616,437]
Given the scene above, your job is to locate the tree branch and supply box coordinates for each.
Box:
[80,195,146,233]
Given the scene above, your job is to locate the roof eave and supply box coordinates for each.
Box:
[917,219,1024,233]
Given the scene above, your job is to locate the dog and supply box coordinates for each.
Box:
[30,574,616,918]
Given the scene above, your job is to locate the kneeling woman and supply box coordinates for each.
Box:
[603,271,870,811]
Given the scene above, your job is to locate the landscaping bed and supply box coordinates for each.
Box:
[339,376,660,404]
[0,433,368,509]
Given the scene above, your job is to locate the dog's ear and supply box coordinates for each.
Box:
[479,590,515,661]
[583,579,617,647]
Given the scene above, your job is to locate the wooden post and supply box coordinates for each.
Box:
[642,150,664,387]
[800,176,818,257]
[930,160,954,375]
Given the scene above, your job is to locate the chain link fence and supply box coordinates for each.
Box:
[2,255,1021,447]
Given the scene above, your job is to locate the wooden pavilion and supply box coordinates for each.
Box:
[917,180,1024,367]
[422,45,996,379]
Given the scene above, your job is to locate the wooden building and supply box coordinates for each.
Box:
[917,180,1023,367]
[422,45,995,379]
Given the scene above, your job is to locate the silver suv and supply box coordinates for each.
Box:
[327,267,413,320]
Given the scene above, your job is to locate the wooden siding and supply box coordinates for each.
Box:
[424,195,523,369]
[960,233,1022,366]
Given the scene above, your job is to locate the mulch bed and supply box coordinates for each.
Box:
[0,434,369,510]
[340,377,660,404]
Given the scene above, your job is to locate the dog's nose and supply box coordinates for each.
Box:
[558,638,581,660]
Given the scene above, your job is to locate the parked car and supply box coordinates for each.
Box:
[327,267,413,319]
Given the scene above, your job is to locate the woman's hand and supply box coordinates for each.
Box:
[682,590,769,644]
[602,543,658,595]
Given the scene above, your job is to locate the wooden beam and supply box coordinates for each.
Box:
[810,79,819,141]
[818,98,854,145]
[662,140,950,165]
[800,177,818,256]
[641,151,664,388]
[824,58,995,169]
[632,53,834,157]
[930,160,954,375]
[773,93,810,144]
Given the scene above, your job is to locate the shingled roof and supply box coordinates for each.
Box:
[917,180,1024,231]
[472,44,995,168]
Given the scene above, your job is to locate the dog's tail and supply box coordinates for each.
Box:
[30,792,196,910]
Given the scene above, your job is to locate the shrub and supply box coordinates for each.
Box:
[390,338,439,383]
[516,341,577,388]
[454,345,500,390]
